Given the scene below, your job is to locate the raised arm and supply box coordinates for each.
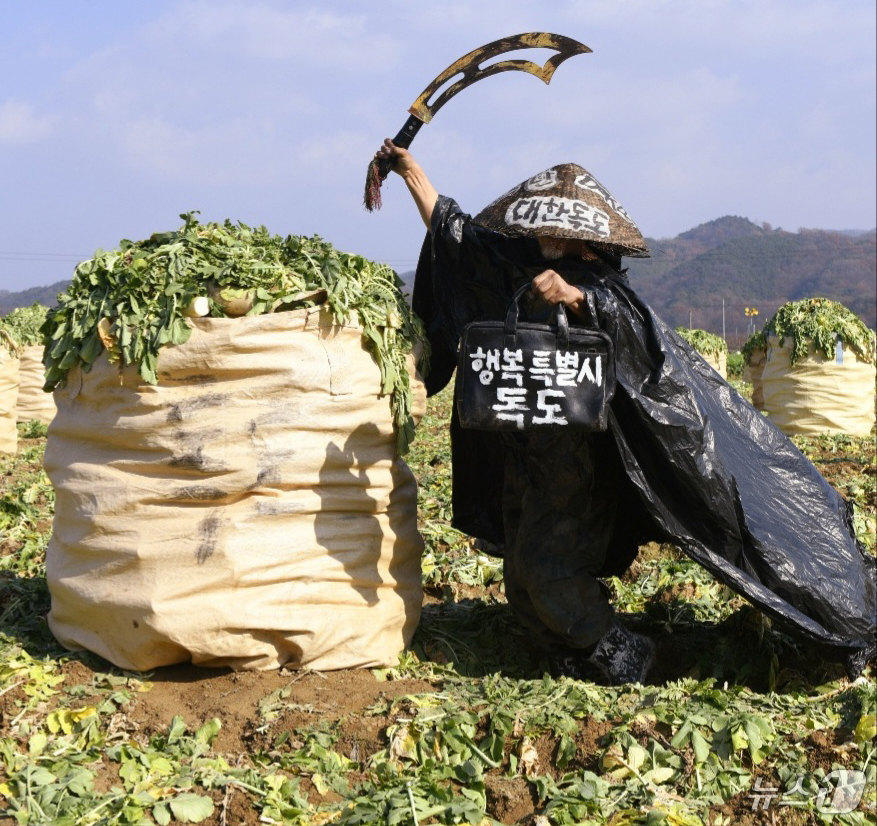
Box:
[374,139,439,229]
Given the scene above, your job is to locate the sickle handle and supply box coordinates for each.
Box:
[365,115,424,211]
[376,115,424,179]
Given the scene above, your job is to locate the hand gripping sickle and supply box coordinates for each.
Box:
[364,32,591,211]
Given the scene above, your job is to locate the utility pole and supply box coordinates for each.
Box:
[689,310,692,329]
[722,298,726,343]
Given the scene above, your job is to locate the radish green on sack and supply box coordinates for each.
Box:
[1,304,55,424]
[762,297,875,366]
[2,303,48,348]
[0,330,19,454]
[674,327,728,378]
[42,212,427,453]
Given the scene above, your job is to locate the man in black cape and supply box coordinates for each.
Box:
[375,140,876,684]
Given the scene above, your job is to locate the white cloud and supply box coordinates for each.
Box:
[145,1,402,66]
[115,114,286,185]
[561,0,874,50]
[50,1,405,185]
[0,100,56,145]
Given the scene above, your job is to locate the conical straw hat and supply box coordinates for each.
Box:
[472,163,650,258]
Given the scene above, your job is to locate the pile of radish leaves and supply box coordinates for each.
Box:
[674,326,728,360]
[764,297,876,366]
[41,212,426,452]
[1,304,50,349]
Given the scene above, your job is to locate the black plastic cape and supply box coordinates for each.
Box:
[413,196,876,675]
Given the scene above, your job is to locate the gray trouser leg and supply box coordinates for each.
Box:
[501,431,618,650]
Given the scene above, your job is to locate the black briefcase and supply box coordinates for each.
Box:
[455,283,616,431]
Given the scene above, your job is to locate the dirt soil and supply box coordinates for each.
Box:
[1,635,834,826]
[0,627,860,825]
[806,449,876,508]
[65,660,436,760]
[0,658,439,826]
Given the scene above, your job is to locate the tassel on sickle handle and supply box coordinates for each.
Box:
[362,159,385,212]
[363,115,424,211]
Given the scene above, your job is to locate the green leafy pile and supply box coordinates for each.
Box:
[674,327,728,360]
[0,328,17,358]
[764,297,876,365]
[740,330,767,366]
[1,304,49,348]
[725,351,744,378]
[41,212,427,452]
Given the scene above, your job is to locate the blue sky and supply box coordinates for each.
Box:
[2,0,875,291]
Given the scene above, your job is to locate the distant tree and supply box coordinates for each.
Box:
[626,222,876,332]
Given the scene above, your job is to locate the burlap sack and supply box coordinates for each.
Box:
[762,335,876,437]
[45,307,426,671]
[0,342,19,454]
[17,344,56,424]
[702,350,727,379]
[743,348,766,410]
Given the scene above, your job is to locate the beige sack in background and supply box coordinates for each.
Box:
[702,350,727,379]
[45,307,426,672]
[0,344,19,454]
[762,334,876,437]
[17,344,56,425]
[742,348,766,410]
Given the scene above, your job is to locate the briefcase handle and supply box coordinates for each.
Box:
[504,282,604,350]
[503,282,576,350]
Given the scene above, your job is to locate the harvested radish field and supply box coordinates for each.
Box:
[1,387,875,825]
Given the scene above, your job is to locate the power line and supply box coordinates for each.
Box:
[0,254,87,263]
[0,252,422,264]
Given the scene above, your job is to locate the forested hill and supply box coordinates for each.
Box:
[3,218,875,339]
[624,217,876,335]
[0,281,70,317]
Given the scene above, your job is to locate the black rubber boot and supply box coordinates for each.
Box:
[586,622,655,685]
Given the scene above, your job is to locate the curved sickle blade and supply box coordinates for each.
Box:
[409,32,591,124]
